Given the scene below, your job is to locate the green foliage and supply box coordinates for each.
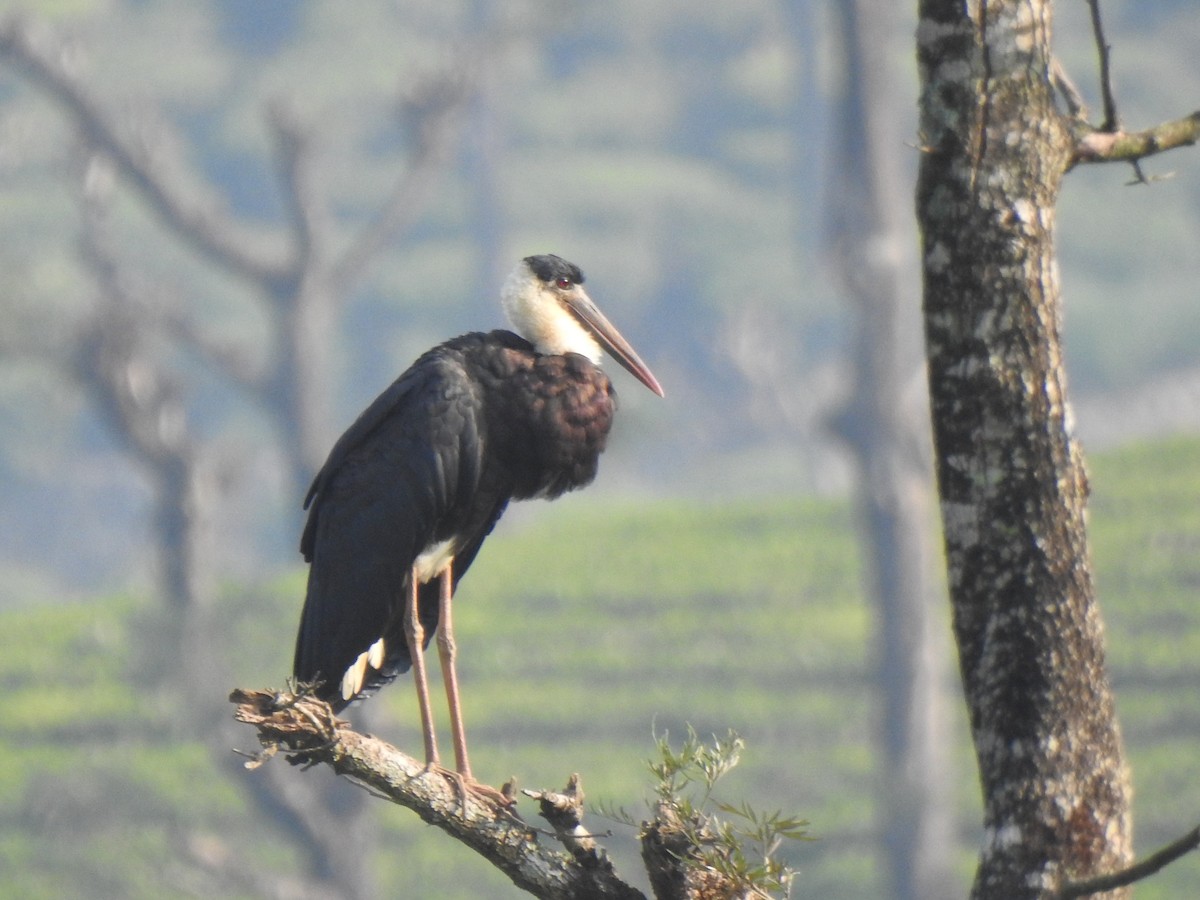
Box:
[651,726,745,804]
[649,725,809,897]
[0,2,1197,896]
[5,437,1200,896]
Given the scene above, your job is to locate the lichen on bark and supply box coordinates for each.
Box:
[915,1,1133,897]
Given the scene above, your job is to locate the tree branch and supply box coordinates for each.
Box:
[1055,824,1200,898]
[229,689,647,900]
[0,15,290,285]
[1050,57,1088,120]
[1069,2,1199,182]
[1070,111,1200,170]
[75,190,193,470]
[267,100,322,292]
[1085,0,1118,131]
[329,63,475,291]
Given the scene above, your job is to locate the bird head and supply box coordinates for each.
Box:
[502,254,665,397]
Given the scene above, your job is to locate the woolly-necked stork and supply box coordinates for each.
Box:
[293,254,663,795]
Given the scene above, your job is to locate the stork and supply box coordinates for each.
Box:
[292,254,663,797]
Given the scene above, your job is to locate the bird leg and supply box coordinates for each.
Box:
[434,566,512,809]
[435,562,473,781]
[390,561,508,810]
[432,573,511,816]
[403,569,440,768]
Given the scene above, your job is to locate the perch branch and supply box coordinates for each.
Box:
[524,774,612,863]
[1055,823,1200,898]
[229,689,646,900]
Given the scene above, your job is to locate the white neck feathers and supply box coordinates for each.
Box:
[501,264,602,361]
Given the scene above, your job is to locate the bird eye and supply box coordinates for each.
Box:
[555,276,572,289]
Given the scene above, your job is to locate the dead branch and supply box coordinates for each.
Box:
[524,774,609,862]
[1085,0,1118,132]
[1055,823,1200,898]
[0,14,289,284]
[1065,3,1200,180]
[1,12,477,488]
[267,100,324,289]
[1069,111,1200,171]
[328,63,476,291]
[229,689,647,900]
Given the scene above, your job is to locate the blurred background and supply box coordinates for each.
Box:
[1,1,1198,898]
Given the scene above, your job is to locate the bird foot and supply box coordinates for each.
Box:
[425,762,515,813]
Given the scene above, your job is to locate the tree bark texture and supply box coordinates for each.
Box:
[915,2,1132,897]
[230,691,655,900]
[231,689,770,900]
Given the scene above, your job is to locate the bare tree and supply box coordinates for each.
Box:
[72,164,218,614]
[0,14,479,899]
[916,0,1199,896]
[820,2,955,898]
[1,14,473,500]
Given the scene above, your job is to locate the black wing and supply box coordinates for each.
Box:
[292,347,488,707]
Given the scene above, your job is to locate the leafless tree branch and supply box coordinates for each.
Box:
[1086,0,1118,132]
[74,186,193,470]
[1055,823,1200,898]
[267,100,322,292]
[1072,1,1200,184]
[230,689,649,900]
[329,63,476,291]
[1070,111,1200,170]
[4,12,483,895]
[157,307,266,393]
[2,13,477,489]
[1050,57,1087,120]
[0,14,291,285]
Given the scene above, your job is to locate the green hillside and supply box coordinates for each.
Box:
[3,436,1200,897]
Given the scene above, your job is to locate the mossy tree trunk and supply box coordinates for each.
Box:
[915,1,1132,897]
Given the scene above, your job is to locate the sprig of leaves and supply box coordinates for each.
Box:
[650,724,743,805]
[649,725,810,897]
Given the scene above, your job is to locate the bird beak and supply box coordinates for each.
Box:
[565,289,665,397]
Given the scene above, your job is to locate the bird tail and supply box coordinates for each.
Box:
[292,577,440,711]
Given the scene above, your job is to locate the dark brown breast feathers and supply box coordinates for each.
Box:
[467,331,616,501]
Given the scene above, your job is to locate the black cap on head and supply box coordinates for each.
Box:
[524,254,585,286]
